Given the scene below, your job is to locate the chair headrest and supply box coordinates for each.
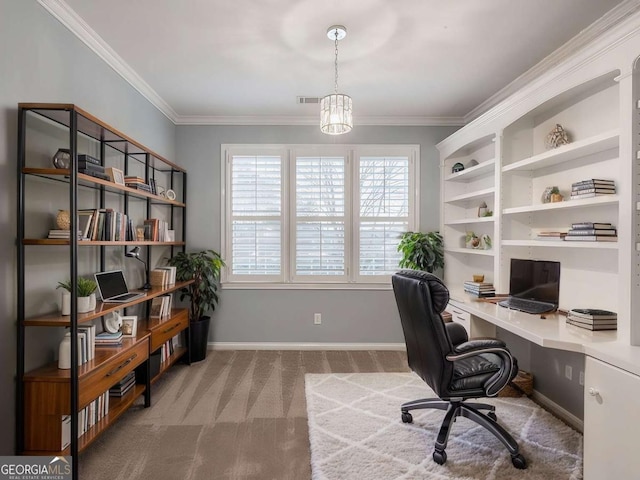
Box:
[393,270,450,313]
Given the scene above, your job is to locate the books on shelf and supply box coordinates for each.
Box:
[566,309,617,331]
[143,218,170,242]
[463,281,495,297]
[150,295,172,319]
[536,231,567,241]
[150,266,176,287]
[570,179,616,199]
[47,230,83,239]
[95,331,123,346]
[109,371,136,397]
[564,222,617,242]
[61,391,109,449]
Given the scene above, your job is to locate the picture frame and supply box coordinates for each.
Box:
[120,315,138,337]
[106,167,125,186]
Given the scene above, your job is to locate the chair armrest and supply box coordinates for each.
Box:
[445,322,468,347]
[452,338,506,355]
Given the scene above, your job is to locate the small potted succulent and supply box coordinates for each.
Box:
[57,277,98,314]
[465,231,481,249]
[550,186,563,203]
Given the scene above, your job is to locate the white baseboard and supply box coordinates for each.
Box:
[208,342,406,351]
[531,390,583,433]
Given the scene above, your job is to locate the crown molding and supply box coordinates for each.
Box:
[37,0,179,123]
[463,0,640,123]
[174,114,465,126]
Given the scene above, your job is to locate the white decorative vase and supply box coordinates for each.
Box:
[58,332,82,369]
[88,293,96,311]
[61,292,71,316]
[77,296,91,313]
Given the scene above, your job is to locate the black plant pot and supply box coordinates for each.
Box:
[190,315,210,363]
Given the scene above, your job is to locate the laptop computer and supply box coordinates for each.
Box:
[498,259,560,314]
[95,270,146,303]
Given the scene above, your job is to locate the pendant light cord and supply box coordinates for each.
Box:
[334,30,339,94]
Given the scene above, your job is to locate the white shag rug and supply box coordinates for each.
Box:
[305,373,583,480]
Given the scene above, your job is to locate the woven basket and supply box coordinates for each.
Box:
[498,370,533,397]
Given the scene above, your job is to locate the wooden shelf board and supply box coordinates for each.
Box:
[22,284,192,327]
[444,217,495,226]
[152,347,188,384]
[503,195,619,215]
[445,187,495,204]
[444,158,495,182]
[23,168,186,207]
[502,130,619,173]
[23,239,185,246]
[502,240,618,249]
[444,247,495,256]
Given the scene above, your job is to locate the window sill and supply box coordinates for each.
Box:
[221,282,393,290]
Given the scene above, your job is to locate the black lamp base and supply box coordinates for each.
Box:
[142,282,152,290]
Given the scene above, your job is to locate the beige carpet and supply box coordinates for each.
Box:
[305,373,583,480]
[78,350,409,479]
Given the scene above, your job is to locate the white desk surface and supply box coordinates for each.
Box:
[448,291,640,377]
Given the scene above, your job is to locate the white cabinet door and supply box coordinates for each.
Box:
[584,356,640,479]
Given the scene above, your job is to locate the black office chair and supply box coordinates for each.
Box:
[391,270,526,469]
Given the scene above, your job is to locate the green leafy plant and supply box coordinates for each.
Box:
[550,186,560,195]
[482,209,493,217]
[167,250,225,321]
[397,231,444,273]
[56,277,97,297]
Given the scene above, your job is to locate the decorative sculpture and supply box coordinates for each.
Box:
[545,124,570,149]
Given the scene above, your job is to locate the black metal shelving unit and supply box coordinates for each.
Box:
[16,104,187,479]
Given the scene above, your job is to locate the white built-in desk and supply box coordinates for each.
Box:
[448,292,640,480]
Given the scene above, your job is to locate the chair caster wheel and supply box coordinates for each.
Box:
[401,412,413,423]
[433,449,447,465]
[487,411,497,421]
[511,453,527,469]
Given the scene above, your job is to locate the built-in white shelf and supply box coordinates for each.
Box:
[503,195,619,215]
[444,217,495,226]
[444,159,495,182]
[445,187,495,204]
[444,247,495,256]
[502,239,619,249]
[502,130,619,173]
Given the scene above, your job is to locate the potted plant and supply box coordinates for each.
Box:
[168,249,225,362]
[550,186,563,203]
[397,231,444,274]
[57,277,98,314]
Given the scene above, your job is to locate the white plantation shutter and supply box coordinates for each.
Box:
[229,154,282,277]
[294,156,346,278]
[222,145,417,285]
[358,155,413,277]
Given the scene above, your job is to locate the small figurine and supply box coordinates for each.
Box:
[545,124,570,149]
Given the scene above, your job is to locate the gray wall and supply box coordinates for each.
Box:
[176,125,458,345]
[0,0,176,453]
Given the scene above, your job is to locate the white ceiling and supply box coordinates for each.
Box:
[58,0,625,124]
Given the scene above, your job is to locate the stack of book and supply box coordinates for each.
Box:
[567,309,617,331]
[570,178,616,199]
[536,231,567,241]
[95,331,123,347]
[47,229,83,239]
[463,281,495,298]
[109,371,136,397]
[77,154,110,181]
[564,222,617,242]
[124,176,153,192]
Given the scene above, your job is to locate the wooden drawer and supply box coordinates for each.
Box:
[446,303,471,336]
[149,309,189,351]
[79,337,148,408]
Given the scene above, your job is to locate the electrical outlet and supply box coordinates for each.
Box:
[565,365,573,381]
[579,371,585,386]
[314,313,322,325]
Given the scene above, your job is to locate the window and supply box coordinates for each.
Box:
[222,145,419,287]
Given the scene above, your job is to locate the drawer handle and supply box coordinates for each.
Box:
[162,322,181,334]
[105,353,138,377]
[588,387,599,396]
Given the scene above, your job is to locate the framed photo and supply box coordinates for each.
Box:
[120,315,138,337]
[106,167,125,186]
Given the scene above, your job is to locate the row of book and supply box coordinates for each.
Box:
[143,218,171,242]
[566,309,617,331]
[76,325,96,365]
[77,208,135,241]
[109,371,136,398]
[95,330,123,347]
[570,178,616,199]
[160,336,180,364]
[463,280,496,298]
[150,294,173,319]
[150,266,177,287]
[61,391,109,449]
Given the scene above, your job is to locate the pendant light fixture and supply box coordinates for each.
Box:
[320,25,353,135]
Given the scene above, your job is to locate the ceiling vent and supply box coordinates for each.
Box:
[297,96,320,105]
